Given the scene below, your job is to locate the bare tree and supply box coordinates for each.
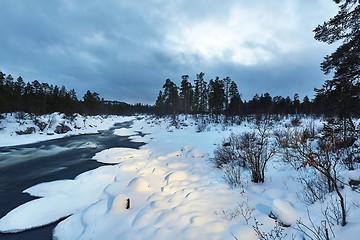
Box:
[279,129,347,226]
[236,120,276,183]
[213,116,275,184]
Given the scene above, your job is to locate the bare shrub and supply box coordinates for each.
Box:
[322,195,349,227]
[274,128,302,169]
[291,117,301,127]
[294,209,335,240]
[253,218,287,240]
[219,198,255,225]
[297,169,331,204]
[222,162,242,187]
[278,128,347,226]
[213,133,244,169]
[216,198,255,225]
[274,123,319,170]
[322,118,358,171]
[237,127,276,183]
[15,111,26,122]
[195,115,210,132]
[213,118,275,184]
[238,198,255,225]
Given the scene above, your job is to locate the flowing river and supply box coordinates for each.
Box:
[0,121,144,240]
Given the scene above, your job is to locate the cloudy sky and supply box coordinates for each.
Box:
[0,0,339,104]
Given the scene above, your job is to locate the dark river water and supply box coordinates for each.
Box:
[0,121,144,240]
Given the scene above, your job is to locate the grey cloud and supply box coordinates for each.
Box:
[0,0,339,104]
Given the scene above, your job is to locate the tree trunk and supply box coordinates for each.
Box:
[335,185,347,226]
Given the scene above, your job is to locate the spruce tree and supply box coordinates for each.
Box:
[223,76,232,117]
[162,79,179,115]
[208,77,225,119]
[155,90,165,116]
[314,0,360,138]
[179,75,193,115]
[193,72,208,114]
[228,81,242,116]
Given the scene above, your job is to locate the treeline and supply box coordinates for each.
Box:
[0,70,153,115]
[154,72,344,117]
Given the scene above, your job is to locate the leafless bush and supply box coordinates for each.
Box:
[294,209,335,240]
[274,128,302,169]
[297,170,331,204]
[321,118,359,171]
[291,117,301,127]
[219,197,255,225]
[274,123,319,170]
[15,111,26,121]
[253,218,287,240]
[238,126,276,183]
[275,127,347,226]
[303,119,317,139]
[213,133,244,169]
[213,118,275,184]
[222,162,242,187]
[238,198,255,225]
[322,195,348,227]
[195,115,210,132]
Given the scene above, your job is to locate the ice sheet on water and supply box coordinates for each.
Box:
[0,165,117,233]
[113,128,136,136]
[92,147,151,164]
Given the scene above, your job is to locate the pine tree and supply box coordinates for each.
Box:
[83,90,101,115]
[208,77,225,119]
[293,93,300,115]
[223,76,232,117]
[260,93,272,114]
[228,81,242,116]
[301,95,312,114]
[179,75,193,115]
[155,90,165,116]
[314,0,360,138]
[162,79,179,115]
[0,72,4,112]
[193,72,208,114]
[14,76,25,111]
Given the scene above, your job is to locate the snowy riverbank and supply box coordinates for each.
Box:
[1,114,360,239]
[0,113,135,147]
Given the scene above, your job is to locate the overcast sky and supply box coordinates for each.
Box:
[0,0,339,104]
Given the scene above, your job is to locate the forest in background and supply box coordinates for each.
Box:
[153,72,359,117]
[1,68,359,118]
[0,70,153,116]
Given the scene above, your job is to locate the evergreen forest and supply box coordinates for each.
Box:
[0,71,153,116]
[154,72,360,118]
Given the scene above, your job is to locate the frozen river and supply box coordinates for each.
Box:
[0,121,144,240]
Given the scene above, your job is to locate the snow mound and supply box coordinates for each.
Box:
[166,151,183,158]
[109,195,130,214]
[165,171,189,184]
[92,147,150,164]
[181,145,193,152]
[0,195,71,233]
[24,179,78,197]
[187,148,208,158]
[113,128,136,136]
[128,177,151,192]
[230,225,257,240]
[270,199,299,226]
[0,165,117,233]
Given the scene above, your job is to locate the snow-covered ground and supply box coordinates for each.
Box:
[0,112,135,147]
[0,114,360,239]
